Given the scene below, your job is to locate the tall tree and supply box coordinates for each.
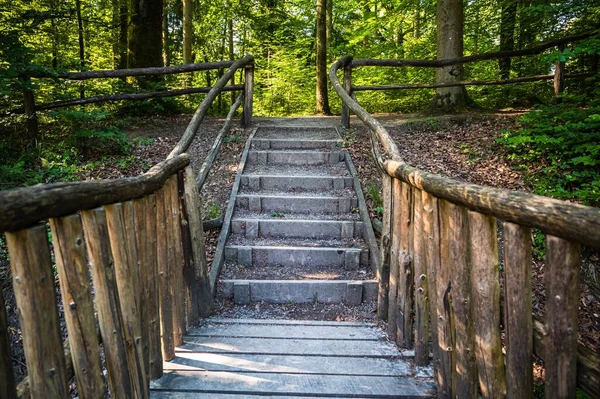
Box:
[75,0,85,97]
[182,0,193,86]
[433,0,467,109]
[316,0,330,114]
[499,0,517,79]
[128,0,164,70]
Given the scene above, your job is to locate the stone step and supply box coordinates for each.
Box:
[231,218,364,239]
[247,150,344,166]
[235,193,358,214]
[224,244,369,269]
[251,138,342,150]
[241,174,354,192]
[218,279,378,305]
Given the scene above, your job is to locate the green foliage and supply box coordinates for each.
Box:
[271,211,285,218]
[366,183,383,208]
[223,135,242,143]
[207,202,221,219]
[497,88,600,205]
[532,228,547,261]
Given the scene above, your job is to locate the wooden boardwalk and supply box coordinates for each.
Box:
[150,318,436,398]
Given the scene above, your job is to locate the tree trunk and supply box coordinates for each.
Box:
[182,0,193,86]
[228,13,235,105]
[75,0,85,98]
[413,0,420,39]
[326,0,333,55]
[433,0,467,110]
[316,0,331,115]
[128,0,164,77]
[162,5,170,66]
[118,0,128,70]
[499,0,517,80]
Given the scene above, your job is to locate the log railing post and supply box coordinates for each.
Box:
[242,61,254,128]
[341,61,352,128]
[22,77,39,144]
[0,285,17,399]
[167,175,186,345]
[412,189,429,366]
[377,173,393,320]
[553,45,565,104]
[396,182,413,349]
[387,178,402,339]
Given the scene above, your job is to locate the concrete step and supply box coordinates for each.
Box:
[254,127,340,141]
[235,193,358,214]
[224,243,369,269]
[247,150,344,166]
[218,279,378,305]
[231,218,364,239]
[241,174,353,192]
[251,138,342,150]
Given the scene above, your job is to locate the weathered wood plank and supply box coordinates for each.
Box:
[166,176,186,345]
[242,62,254,127]
[396,182,413,349]
[150,370,436,397]
[81,208,133,397]
[387,178,402,339]
[49,215,107,399]
[469,211,506,398]
[437,200,456,398]
[104,203,148,398]
[5,226,68,398]
[0,286,16,399]
[133,197,151,378]
[544,236,580,399]
[162,353,410,375]
[186,324,383,340]
[156,187,175,361]
[448,205,477,398]
[341,58,352,128]
[0,154,189,232]
[503,222,533,399]
[377,173,393,320]
[412,189,429,366]
[183,167,213,318]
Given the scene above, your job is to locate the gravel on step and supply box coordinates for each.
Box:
[221,262,374,280]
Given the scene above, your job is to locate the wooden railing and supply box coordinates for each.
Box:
[330,35,600,398]
[0,56,253,398]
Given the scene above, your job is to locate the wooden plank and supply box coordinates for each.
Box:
[104,203,148,398]
[5,225,68,398]
[412,189,429,366]
[341,61,352,128]
[0,287,16,399]
[544,236,580,399]
[468,211,506,397]
[156,187,175,361]
[81,208,133,397]
[387,178,401,339]
[396,182,413,349]
[503,222,533,399]
[186,324,383,340]
[162,353,411,376]
[166,175,186,345]
[437,200,456,398]
[178,336,401,357]
[242,63,254,127]
[49,214,107,399]
[205,318,374,327]
[150,370,435,397]
[0,154,189,233]
[183,166,213,318]
[178,171,200,326]
[448,205,477,398]
[377,172,393,320]
[145,194,163,380]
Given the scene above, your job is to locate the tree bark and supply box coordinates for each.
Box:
[229,11,235,105]
[433,0,467,110]
[499,0,517,80]
[162,6,170,66]
[316,0,331,114]
[75,0,85,98]
[326,0,333,54]
[128,0,164,84]
[182,0,193,86]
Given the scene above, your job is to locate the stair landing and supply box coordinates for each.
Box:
[150,318,436,398]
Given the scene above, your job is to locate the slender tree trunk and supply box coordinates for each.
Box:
[75,0,85,98]
[413,0,420,39]
[128,0,164,86]
[499,0,517,79]
[118,0,128,69]
[326,0,332,56]
[433,0,467,110]
[163,6,170,66]
[182,0,193,86]
[228,13,235,105]
[112,0,119,68]
[316,0,331,115]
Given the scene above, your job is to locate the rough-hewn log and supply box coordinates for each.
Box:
[503,222,533,399]
[469,211,506,398]
[350,31,595,69]
[377,173,393,321]
[5,86,244,116]
[0,154,189,232]
[80,208,133,397]
[184,166,214,318]
[396,182,413,349]
[5,226,68,398]
[169,55,254,159]
[22,60,236,80]
[412,189,429,366]
[167,176,186,345]
[0,287,16,399]
[242,63,254,127]
[156,187,175,361]
[341,56,353,128]
[553,46,566,103]
[448,204,477,398]
[49,214,107,399]
[387,178,401,340]
[104,203,148,398]
[545,236,580,399]
[196,92,243,190]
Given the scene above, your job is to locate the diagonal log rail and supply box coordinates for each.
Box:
[330,34,600,398]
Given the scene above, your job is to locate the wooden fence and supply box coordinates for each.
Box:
[0,56,253,398]
[330,33,600,399]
